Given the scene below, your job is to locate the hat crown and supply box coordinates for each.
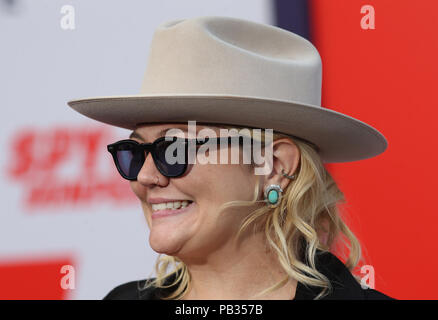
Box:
[67,16,388,163]
[141,16,323,107]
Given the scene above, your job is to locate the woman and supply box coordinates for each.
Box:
[68,16,392,300]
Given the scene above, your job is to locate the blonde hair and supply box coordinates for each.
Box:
[141,124,362,300]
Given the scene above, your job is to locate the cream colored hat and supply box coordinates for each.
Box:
[67,16,388,163]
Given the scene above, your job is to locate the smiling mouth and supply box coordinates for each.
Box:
[151,200,195,219]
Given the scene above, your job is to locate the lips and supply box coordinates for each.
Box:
[151,201,195,219]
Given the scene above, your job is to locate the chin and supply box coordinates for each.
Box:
[149,234,185,256]
[150,243,181,256]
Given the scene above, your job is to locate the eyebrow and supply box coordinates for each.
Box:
[128,131,145,141]
[129,127,190,142]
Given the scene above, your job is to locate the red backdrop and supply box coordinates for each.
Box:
[309,0,438,299]
[0,256,74,299]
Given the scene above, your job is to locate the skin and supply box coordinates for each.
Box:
[128,123,301,300]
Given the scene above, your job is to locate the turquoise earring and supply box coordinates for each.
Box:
[264,169,297,208]
[264,184,283,208]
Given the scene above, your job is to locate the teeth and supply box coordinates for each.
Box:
[166,202,176,209]
[152,200,191,211]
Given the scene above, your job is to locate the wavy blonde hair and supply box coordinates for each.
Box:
[141,124,362,300]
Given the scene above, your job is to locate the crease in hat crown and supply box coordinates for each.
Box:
[140,16,323,107]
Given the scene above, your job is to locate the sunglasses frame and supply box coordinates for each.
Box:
[107,135,253,181]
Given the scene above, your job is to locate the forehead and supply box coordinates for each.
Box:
[129,123,225,141]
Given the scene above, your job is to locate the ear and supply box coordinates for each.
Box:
[263,138,300,192]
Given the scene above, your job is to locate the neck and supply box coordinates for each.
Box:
[177,230,297,300]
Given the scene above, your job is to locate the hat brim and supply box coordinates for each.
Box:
[67,94,388,163]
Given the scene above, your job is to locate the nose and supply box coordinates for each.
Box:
[136,151,167,186]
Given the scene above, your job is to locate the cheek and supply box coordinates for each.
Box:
[129,181,141,199]
[141,201,152,228]
[129,182,152,225]
[195,164,256,203]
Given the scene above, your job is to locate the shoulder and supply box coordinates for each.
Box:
[295,250,394,300]
[103,279,157,300]
[102,275,179,300]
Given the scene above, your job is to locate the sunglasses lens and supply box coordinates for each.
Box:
[115,143,144,179]
[154,138,187,177]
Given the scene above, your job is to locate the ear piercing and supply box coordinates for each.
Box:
[264,169,297,208]
[281,169,296,180]
[264,184,283,208]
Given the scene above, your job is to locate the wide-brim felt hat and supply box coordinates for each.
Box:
[67,16,388,163]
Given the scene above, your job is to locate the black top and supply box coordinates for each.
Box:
[103,251,394,300]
